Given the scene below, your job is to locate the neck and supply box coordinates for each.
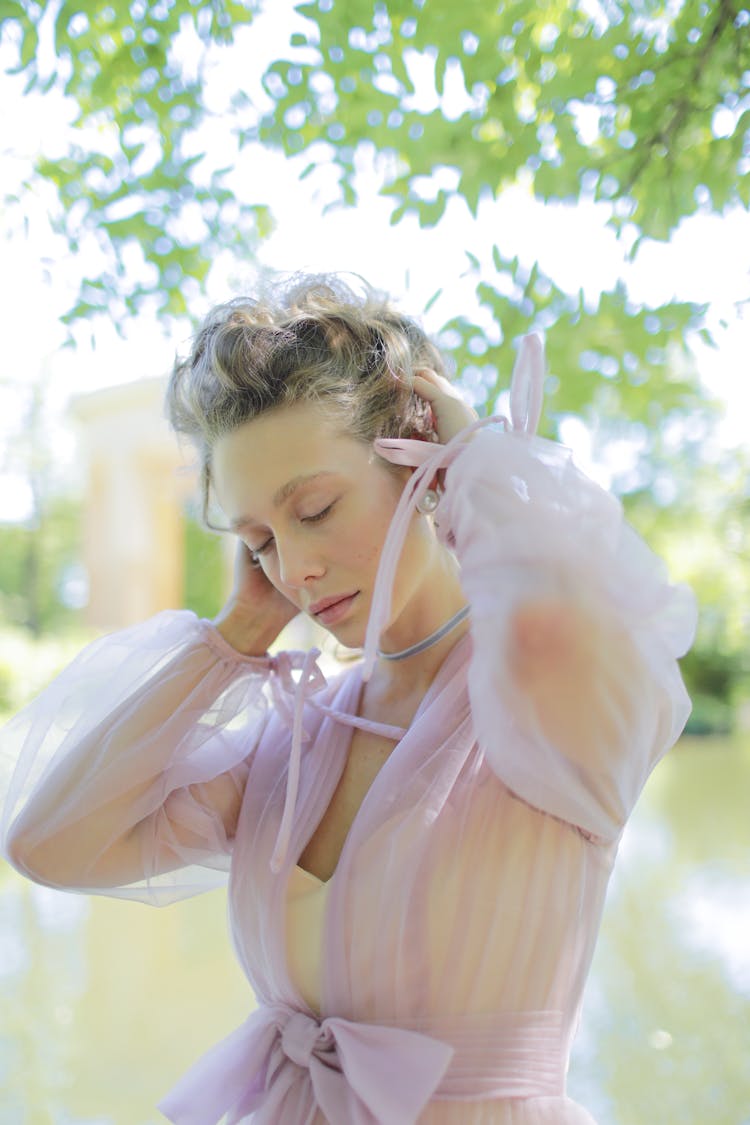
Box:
[376,603,470,662]
[368,555,470,699]
[365,617,470,704]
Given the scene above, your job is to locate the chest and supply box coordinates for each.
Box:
[296,727,397,882]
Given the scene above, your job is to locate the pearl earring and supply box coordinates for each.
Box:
[416,488,440,515]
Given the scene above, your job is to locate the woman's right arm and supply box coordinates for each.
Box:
[1,545,300,904]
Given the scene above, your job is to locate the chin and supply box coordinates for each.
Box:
[327,621,365,644]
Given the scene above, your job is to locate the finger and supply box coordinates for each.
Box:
[413,371,449,384]
[414,368,453,389]
[411,374,441,400]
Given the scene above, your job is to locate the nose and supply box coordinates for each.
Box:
[275,537,325,591]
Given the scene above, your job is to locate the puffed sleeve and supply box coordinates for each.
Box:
[0,609,274,905]
[438,426,697,843]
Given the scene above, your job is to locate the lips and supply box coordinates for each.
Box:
[309,592,359,615]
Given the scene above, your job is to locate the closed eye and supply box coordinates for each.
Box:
[250,502,336,560]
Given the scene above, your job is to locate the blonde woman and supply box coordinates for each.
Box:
[1,274,696,1124]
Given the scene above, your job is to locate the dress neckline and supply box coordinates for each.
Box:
[292,863,327,887]
[291,630,474,892]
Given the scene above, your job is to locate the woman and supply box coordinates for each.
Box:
[1,274,696,1124]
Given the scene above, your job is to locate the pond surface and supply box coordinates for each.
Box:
[1,736,748,1125]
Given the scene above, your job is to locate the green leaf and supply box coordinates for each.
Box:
[423,287,443,313]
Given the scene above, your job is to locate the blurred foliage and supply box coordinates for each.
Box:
[623,435,750,732]
[1,0,740,445]
[262,0,750,238]
[0,497,227,651]
[0,373,90,639]
[1,0,748,719]
[2,0,747,343]
[258,0,747,436]
[441,248,707,443]
[0,494,84,636]
[183,506,226,621]
[0,622,96,722]
[1,0,271,329]
[1,0,744,429]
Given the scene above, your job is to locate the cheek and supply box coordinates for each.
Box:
[344,524,381,566]
[337,502,396,569]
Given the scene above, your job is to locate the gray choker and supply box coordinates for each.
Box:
[376,604,471,661]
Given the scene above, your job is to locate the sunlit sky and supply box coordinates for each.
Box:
[0,2,748,521]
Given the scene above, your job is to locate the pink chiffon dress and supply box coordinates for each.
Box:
[0,337,697,1124]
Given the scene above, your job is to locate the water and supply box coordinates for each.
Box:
[567,736,750,1125]
[1,736,748,1125]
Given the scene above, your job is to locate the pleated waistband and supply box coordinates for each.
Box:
[378,1008,566,1100]
[158,1003,567,1125]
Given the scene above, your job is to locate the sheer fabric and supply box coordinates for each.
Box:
[0,336,697,1123]
[0,610,275,902]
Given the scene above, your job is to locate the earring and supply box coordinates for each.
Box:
[416,488,440,515]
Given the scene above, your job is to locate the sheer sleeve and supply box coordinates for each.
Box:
[438,426,698,843]
[0,610,274,905]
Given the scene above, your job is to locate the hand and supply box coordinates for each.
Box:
[411,368,479,446]
[213,541,300,654]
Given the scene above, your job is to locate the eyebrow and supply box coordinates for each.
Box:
[229,471,340,530]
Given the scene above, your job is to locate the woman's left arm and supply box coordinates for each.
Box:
[414,370,698,842]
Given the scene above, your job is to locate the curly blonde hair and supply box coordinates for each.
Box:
[165,272,447,530]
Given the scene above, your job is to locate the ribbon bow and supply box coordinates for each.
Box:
[158,1003,454,1125]
[264,648,329,874]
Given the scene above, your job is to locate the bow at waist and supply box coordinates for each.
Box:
[157,1003,453,1125]
[157,1004,565,1125]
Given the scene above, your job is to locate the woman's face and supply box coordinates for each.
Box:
[211,401,438,646]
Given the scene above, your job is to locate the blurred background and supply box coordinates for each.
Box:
[0,0,748,1121]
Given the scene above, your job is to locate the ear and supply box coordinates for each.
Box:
[405,424,438,443]
[408,405,439,440]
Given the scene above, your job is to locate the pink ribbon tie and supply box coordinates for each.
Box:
[364,333,545,684]
[157,1003,454,1125]
[509,333,545,435]
[266,648,328,874]
[264,648,407,874]
[262,334,546,868]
